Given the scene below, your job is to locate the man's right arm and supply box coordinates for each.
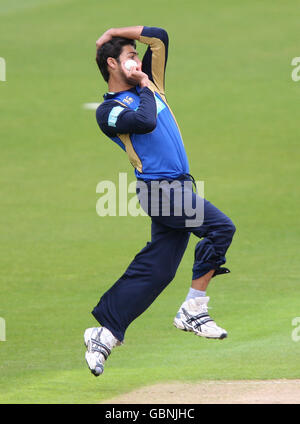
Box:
[96,26,143,49]
[96,26,169,97]
[96,87,157,136]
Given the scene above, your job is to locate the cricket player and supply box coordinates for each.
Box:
[84,26,236,376]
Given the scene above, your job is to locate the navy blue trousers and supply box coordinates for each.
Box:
[92,177,236,342]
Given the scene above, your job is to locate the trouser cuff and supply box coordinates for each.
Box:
[192,262,230,280]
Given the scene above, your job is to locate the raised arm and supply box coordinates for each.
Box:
[139,27,169,98]
[96,26,144,49]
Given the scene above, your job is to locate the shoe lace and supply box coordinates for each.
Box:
[89,330,111,360]
[198,303,208,313]
[188,304,214,329]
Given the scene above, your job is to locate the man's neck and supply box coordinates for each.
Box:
[108,78,135,94]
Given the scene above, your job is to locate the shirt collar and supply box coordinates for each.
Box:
[103,86,140,100]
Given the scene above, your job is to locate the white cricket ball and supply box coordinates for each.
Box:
[124,59,138,71]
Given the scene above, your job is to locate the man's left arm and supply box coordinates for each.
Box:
[139,27,169,98]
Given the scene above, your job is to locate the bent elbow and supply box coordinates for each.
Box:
[144,117,157,133]
[154,27,169,45]
[159,28,169,44]
[134,115,157,133]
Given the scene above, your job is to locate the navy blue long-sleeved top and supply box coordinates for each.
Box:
[96,26,189,180]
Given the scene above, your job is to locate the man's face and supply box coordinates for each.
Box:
[116,45,142,84]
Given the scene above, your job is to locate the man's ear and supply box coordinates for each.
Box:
[107,57,118,71]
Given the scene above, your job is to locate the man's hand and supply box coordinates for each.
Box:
[96,29,114,49]
[121,61,150,88]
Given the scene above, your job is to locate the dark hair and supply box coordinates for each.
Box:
[96,37,136,82]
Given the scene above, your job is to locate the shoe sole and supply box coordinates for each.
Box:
[173,320,227,340]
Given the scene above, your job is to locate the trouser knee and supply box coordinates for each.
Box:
[213,217,236,247]
[225,218,236,238]
[151,267,176,287]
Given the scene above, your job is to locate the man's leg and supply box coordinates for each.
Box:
[184,201,235,300]
[191,269,215,291]
[174,195,236,339]
[85,178,192,376]
[191,198,236,281]
[92,219,190,343]
[85,220,190,376]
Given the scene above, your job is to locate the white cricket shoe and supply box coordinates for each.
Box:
[173,296,227,339]
[84,327,120,376]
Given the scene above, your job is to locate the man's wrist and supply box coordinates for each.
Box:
[140,78,150,88]
[107,28,116,37]
[108,26,144,41]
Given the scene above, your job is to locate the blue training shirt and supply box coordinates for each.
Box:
[96,26,190,181]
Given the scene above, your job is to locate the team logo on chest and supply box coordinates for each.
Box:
[122,96,134,105]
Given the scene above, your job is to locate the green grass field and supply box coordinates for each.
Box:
[0,0,299,404]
